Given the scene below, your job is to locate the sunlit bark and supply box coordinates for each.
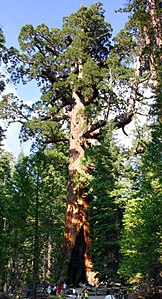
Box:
[62,54,92,283]
[64,89,92,283]
[148,0,162,49]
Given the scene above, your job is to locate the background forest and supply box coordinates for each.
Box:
[0,0,161,299]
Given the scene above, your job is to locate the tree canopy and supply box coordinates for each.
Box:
[0,1,161,298]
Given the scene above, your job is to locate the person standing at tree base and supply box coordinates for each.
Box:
[83,289,89,299]
[105,290,115,299]
[26,286,31,299]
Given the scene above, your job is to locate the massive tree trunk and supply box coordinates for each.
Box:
[3,3,152,286]
[64,89,93,285]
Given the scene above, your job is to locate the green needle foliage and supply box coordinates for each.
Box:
[88,127,124,283]
[0,148,67,295]
[0,1,161,292]
[119,124,162,286]
[0,28,7,143]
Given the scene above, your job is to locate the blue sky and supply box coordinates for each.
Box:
[1,0,128,47]
[1,0,129,158]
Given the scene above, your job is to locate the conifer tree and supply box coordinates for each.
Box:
[116,0,162,289]
[88,128,123,283]
[0,28,7,143]
[0,28,6,94]
[0,149,13,286]
[3,149,66,297]
[0,3,149,283]
[118,122,162,289]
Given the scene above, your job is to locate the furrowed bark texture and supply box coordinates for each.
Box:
[64,90,92,284]
[62,49,143,285]
[144,1,162,87]
[148,0,162,49]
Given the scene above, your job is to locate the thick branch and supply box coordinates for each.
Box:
[37,33,60,56]
[43,135,69,144]
[45,44,60,57]
[42,112,70,122]
[43,125,69,144]
[83,119,106,138]
[41,69,58,84]
[114,48,142,134]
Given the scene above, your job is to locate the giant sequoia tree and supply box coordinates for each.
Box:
[1,3,149,284]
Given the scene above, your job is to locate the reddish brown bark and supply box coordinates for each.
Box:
[144,1,162,86]
[143,26,159,88]
[63,48,144,284]
[148,0,162,120]
[148,0,162,49]
[64,89,93,284]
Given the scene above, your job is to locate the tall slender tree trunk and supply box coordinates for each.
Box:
[144,1,162,87]
[148,0,162,49]
[143,26,157,87]
[47,236,52,278]
[148,0,162,120]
